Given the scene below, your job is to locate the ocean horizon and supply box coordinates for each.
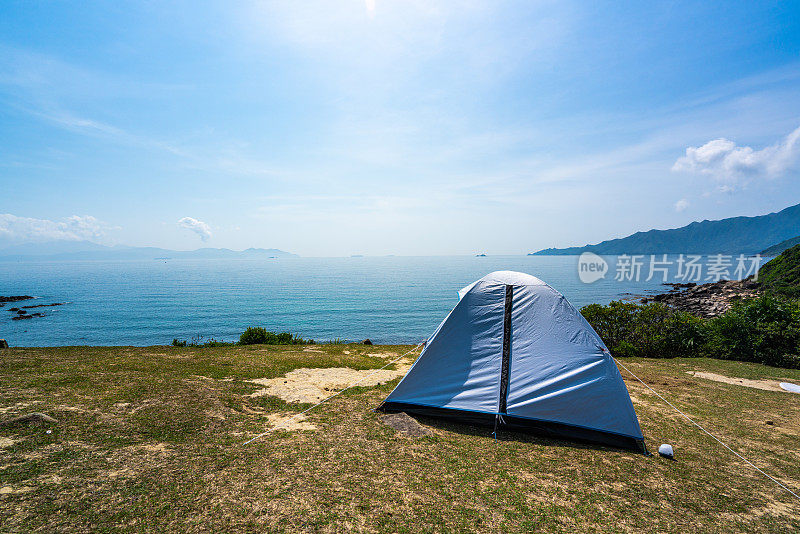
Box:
[1,254,757,347]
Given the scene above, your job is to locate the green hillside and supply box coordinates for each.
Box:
[758,243,800,298]
[761,236,800,256]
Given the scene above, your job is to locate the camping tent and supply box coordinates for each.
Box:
[379,271,645,452]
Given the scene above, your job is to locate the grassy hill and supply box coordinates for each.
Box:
[1,344,798,531]
[759,243,800,298]
[761,236,800,256]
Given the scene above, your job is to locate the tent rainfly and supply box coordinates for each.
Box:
[378,271,646,452]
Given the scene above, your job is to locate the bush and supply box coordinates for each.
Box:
[581,301,704,358]
[238,327,309,345]
[581,295,800,369]
[706,295,800,368]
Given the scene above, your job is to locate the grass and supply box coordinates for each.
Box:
[0,344,799,532]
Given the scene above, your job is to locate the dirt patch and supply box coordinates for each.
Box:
[0,485,33,495]
[0,402,35,415]
[140,443,171,454]
[379,412,433,437]
[687,371,788,392]
[247,364,411,404]
[0,437,17,448]
[266,413,317,432]
[367,352,398,359]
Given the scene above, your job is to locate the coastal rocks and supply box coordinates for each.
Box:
[12,313,44,321]
[0,296,34,303]
[21,302,64,309]
[642,278,760,318]
[0,339,8,348]
[363,339,373,345]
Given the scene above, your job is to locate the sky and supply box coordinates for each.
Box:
[1,1,800,256]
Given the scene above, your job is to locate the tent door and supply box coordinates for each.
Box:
[498,284,513,414]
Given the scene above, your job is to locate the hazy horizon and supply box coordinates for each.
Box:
[3,1,800,256]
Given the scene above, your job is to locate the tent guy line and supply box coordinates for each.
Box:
[242,342,425,445]
[614,356,800,502]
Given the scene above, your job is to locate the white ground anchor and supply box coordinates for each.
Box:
[615,357,800,502]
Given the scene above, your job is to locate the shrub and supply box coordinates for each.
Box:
[581,295,800,369]
[238,327,309,345]
[706,295,800,368]
[581,301,704,358]
[172,338,187,347]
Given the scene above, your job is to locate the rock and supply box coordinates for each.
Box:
[11,315,32,321]
[645,278,760,318]
[0,339,7,349]
[8,308,19,312]
[379,412,433,437]
[17,310,26,315]
[0,412,59,428]
[363,339,373,345]
[0,296,34,303]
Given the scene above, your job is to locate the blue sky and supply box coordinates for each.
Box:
[1,1,800,256]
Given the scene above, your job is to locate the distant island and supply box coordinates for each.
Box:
[531,202,800,255]
[0,240,298,261]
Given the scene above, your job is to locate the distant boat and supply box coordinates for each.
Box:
[476,253,486,257]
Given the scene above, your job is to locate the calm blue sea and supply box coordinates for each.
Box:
[0,255,757,347]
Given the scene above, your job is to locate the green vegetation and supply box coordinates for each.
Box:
[172,329,313,347]
[238,327,311,345]
[758,243,800,298]
[582,295,800,369]
[705,295,800,368]
[0,345,798,531]
[581,301,705,358]
[760,235,800,256]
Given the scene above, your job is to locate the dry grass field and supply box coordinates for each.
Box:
[1,344,799,532]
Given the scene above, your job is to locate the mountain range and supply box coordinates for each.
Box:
[532,202,800,255]
[0,241,298,261]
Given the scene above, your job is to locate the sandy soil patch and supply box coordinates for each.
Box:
[0,402,35,415]
[367,352,398,359]
[0,437,17,449]
[0,486,33,495]
[248,363,411,404]
[687,371,791,392]
[140,443,171,454]
[266,413,317,431]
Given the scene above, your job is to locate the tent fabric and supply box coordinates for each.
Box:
[379,270,644,451]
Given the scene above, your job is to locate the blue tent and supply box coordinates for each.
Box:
[379,271,645,452]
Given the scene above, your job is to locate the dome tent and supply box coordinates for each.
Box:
[378,271,645,452]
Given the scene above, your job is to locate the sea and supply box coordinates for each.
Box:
[0,254,761,347]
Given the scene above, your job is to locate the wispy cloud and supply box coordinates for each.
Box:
[674,198,689,212]
[178,217,212,242]
[672,126,800,187]
[0,214,117,243]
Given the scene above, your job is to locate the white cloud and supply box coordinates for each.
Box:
[674,198,689,212]
[672,126,800,186]
[0,214,115,243]
[178,217,212,242]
